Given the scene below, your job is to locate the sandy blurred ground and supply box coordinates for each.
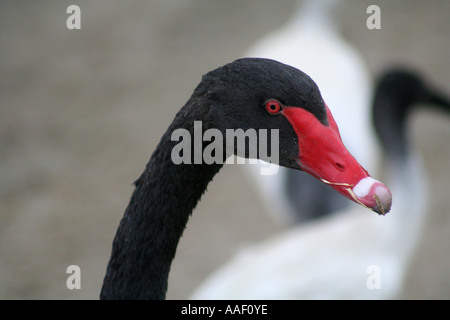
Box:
[0,0,448,300]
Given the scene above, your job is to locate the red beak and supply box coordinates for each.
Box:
[282,103,392,215]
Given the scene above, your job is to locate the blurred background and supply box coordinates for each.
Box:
[0,0,448,299]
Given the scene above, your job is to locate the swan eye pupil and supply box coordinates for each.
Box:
[265,100,282,114]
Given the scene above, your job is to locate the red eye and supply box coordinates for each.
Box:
[265,100,283,114]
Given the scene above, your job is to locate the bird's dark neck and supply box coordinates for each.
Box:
[100,102,223,299]
[373,70,450,164]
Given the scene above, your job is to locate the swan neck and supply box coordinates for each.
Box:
[101,107,223,299]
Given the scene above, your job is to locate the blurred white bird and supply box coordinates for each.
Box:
[238,0,378,224]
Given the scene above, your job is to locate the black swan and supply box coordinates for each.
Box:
[100,58,391,300]
[190,68,450,299]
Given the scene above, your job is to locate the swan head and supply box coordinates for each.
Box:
[196,58,392,215]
